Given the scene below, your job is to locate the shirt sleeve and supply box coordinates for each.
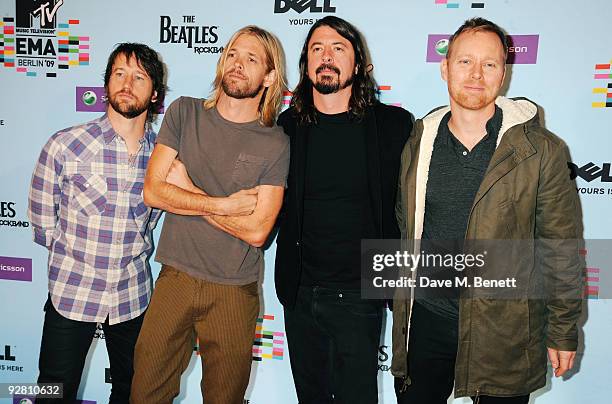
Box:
[28,135,64,248]
[259,136,290,188]
[155,97,184,152]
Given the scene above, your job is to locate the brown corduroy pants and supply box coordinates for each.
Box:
[130,265,259,404]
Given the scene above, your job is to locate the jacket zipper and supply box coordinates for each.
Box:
[474,388,481,404]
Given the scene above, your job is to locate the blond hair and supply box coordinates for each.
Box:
[203,26,287,127]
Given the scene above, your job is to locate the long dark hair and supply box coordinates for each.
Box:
[291,16,378,124]
[104,43,166,122]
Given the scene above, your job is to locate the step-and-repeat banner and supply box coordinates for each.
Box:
[1,1,610,403]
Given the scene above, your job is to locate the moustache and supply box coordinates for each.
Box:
[316,64,341,75]
[226,69,247,80]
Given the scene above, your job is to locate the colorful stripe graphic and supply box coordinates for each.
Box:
[585,268,600,299]
[0,17,15,67]
[282,90,292,106]
[57,19,90,70]
[252,314,285,361]
[592,60,612,108]
[435,0,484,8]
[379,85,402,107]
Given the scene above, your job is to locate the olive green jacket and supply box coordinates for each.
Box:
[391,97,583,398]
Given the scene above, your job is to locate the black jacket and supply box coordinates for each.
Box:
[274,102,413,308]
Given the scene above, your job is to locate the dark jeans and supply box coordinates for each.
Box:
[395,302,529,404]
[284,286,383,404]
[37,297,145,403]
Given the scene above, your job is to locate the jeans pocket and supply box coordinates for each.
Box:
[340,295,382,318]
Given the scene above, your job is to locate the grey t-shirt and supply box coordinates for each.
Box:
[154,96,289,284]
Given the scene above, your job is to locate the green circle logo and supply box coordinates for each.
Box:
[435,39,449,56]
[82,90,97,106]
[19,399,33,404]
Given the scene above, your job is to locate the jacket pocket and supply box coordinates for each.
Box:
[232,153,267,189]
[69,174,107,216]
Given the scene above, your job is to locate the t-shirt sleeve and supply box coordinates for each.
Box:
[155,97,183,151]
[260,136,290,188]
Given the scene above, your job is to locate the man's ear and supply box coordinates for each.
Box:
[440,58,448,83]
[151,90,158,103]
[263,69,276,88]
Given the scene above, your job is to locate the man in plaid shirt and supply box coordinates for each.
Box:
[28,43,165,403]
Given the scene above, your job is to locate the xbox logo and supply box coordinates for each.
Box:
[435,39,449,56]
[82,90,97,106]
[19,399,33,404]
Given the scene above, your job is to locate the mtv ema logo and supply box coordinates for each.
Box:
[252,314,284,361]
[1,0,90,78]
[434,0,485,9]
[592,60,612,108]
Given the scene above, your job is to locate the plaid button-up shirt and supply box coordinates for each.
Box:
[28,115,162,324]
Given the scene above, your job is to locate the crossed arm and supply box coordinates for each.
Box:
[144,143,258,217]
[144,143,284,247]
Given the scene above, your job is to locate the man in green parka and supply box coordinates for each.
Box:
[392,17,583,404]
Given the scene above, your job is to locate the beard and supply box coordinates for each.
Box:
[450,86,495,111]
[221,74,263,99]
[108,91,151,119]
[311,63,354,94]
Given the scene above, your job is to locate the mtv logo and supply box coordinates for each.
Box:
[16,0,64,29]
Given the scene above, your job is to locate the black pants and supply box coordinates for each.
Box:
[395,302,529,404]
[37,297,145,403]
[284,286,383,404]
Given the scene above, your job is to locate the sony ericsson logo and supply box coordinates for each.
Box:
[426,34,539,64]
[0,256,32,282]
[76,86,165,113]
[274,0,336,13]
[76,87,107,112]
[435,39,448,57]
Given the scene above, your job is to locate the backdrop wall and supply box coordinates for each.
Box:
[1,1,610,403]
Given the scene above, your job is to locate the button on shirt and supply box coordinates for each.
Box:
[419,106,503,320]
[28,115,162,324]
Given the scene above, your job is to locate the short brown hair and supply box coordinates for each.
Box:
[446,17,508,61]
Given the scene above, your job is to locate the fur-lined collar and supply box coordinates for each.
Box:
[413,96,538,239]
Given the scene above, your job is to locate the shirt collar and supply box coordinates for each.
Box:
[99,113,155,147]
[439,106,503,149]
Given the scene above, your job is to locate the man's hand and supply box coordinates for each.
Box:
[166,159,198,193]
[547,347,576,377]
[164,157,258,216]
[221,187,259,216]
